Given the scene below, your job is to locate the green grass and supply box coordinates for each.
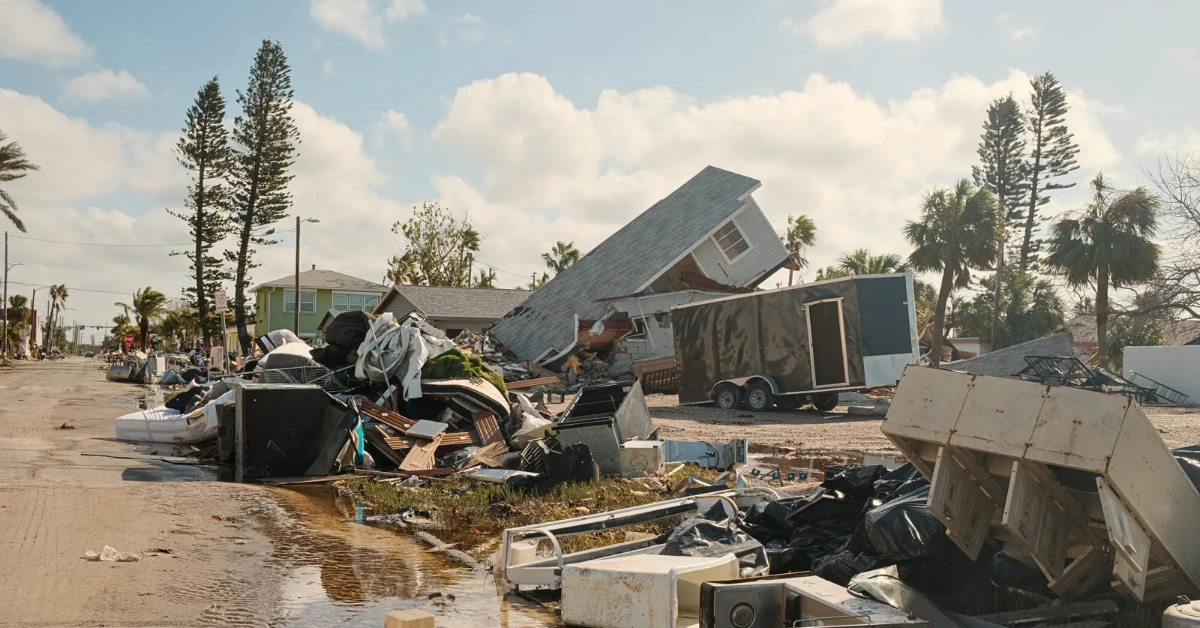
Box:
[341,464,724,558]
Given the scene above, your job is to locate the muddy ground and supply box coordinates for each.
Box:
[3,359,1199,627]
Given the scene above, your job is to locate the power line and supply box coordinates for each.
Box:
[9,234,191,248]
[5,280,183,299]
[475,259,530,279]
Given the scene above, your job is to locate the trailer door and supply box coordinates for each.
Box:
[807,299,849,387]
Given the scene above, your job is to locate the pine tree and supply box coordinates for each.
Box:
[1019,72,1079,272]
[226,40,299,353]
[171,77,233,349]
[972,94,1029,348]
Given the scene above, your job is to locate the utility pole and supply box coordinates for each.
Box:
[2,231,7,358]
[295,215,300,334]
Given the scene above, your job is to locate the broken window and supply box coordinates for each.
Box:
[626,317,649,340]
[713,220,750,261]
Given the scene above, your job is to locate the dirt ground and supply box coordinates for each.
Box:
[4,359,1199,627]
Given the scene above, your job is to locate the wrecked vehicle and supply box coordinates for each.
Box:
[672,273,919,412]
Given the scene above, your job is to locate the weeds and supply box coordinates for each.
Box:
[340,464,724,558]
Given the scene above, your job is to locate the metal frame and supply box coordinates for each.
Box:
[805,297,850,388]
[500,491,740,590]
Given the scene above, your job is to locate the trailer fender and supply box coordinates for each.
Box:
[714,375,781,395]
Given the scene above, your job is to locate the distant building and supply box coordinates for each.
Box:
[251,266,389,339]
[373,284,530,336]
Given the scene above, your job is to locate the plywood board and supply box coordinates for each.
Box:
[1025,386,1129,472]
[880,365,972,444]
[951,376,1047,457]
[473,411,505,446]
[359,400,416,431]
[468,441,509,469]
[507,376,561,390]
[400,434,443,471]
[364,425,405,467]
[1097,478,1151,601]
[928,447,995,560]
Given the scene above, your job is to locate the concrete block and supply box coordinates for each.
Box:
[384,608,435,628]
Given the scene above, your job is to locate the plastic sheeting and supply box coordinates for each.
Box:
[672,276,866,404]
[662,501,770,578]
[354,312,456,400]
[849,567,1004,628]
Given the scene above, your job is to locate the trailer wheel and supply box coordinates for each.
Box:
[812,392,839,412]
[745,382,774,412]
[714,384,742,410]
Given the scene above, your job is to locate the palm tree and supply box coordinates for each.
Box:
[836,248,909,275]
[1046,173,1159,367]
[115,287,168,351]
[905,179,1001,366]
[542,241,581,275]
[42,284,67,353]
[0,131,39,232]
[783,214,817,285]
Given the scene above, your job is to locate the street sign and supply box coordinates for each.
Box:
[123,334,133,347]
[215,289,228,313]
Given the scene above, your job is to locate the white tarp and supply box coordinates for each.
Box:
[354,312,456,400]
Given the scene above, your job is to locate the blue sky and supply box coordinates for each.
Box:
[1,0,1199,331]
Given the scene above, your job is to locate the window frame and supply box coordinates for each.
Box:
[712,219,752,263]
[332,292,381,312]
[283,290,316,314]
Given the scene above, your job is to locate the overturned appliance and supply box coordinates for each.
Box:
[554,380,654,475]
[882,365,1200,602]
[700,573,927,628]
[234,383,358,481]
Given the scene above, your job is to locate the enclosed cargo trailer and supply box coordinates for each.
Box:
[671,273,919,410]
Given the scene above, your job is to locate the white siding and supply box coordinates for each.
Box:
[690,198,788,288]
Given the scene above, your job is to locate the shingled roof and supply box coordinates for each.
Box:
[490,165,764,360]
[250,268,389,293]
[376,284,531,321]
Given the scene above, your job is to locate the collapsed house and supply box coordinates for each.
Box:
[490,166,792,366]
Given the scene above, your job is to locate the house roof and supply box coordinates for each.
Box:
[490,165,764,360]
[250,269,389,293]
[376,284,531,321]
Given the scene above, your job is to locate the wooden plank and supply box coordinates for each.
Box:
[363,425,405,467]
[355,468,455,479]
[258,474,349,486]
[472,411,505,446]
[439,432,474,447]
[400,433,443,471]
[468,441,509,469]
[359,400,416,431]
[507,376,561,390]
[383,436,414,451]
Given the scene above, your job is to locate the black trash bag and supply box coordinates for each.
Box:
[324,310,372,350]
[743,497,804,542]
[863,485,943,560]
[166,385,208,412]
[180,366,206,384]
[764,539,797,574]
[787,488,866,523]
[310,343,352,369]
[812,550,886,585]
[436,446,479,469]
[872,463,928,501]
[1173,445,1200,494]
[662,501,770,577]
[781,521,854,572]
[821,464,889,501]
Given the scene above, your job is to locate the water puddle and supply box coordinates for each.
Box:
[745,445,904,482]
[257,485,560,627]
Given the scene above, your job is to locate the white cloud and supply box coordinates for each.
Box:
[996,13,1037,43]
[378,110,414,148]
[385,0,426,21]
[431,71,1121,287]
[1167,46,1200,75]
[62,69,150,102]
[309,0,426,49]
[797,0,946,49]
[0,0,90,67]
[0,89,408,330]
[457,13,486,44]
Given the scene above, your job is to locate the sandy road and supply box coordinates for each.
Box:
[0,358,282,627]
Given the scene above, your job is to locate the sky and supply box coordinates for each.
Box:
[1,0,1199,337]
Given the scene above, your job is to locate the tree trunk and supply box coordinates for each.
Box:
[140,319,149,351]
[1096,261,1110,367]
[929,266,955,367]
[1021,125,1044,272]
[196,161,210,349]
[788,268,794,287]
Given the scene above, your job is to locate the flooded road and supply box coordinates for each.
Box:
[259,485,559,627]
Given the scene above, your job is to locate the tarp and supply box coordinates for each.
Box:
[354,312,456,400]
[671,276,866,404]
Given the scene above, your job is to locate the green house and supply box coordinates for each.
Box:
[251,266,389,339]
